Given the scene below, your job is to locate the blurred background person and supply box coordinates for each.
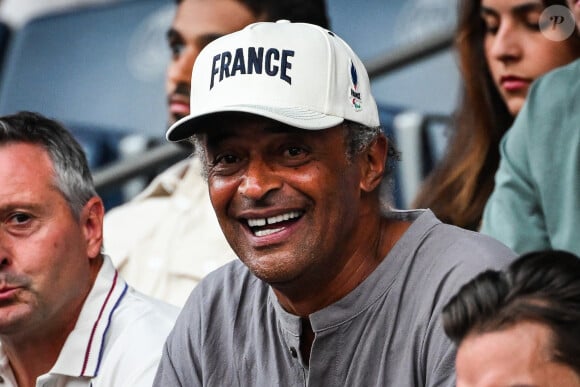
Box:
[412,0,580,230]
[442,250,580,387]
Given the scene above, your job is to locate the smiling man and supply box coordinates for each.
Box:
[153,21,516,386]
[104,0,330,308]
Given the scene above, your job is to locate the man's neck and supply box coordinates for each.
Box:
[0,277,92,387]
[273,217,412,317]
[2,329,70,387]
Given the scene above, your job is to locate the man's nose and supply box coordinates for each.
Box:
[238,158,283,201]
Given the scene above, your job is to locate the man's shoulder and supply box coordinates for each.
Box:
[404,211,516,274]
[92,294,178,386]
[431,221,515,263]
[106,281,180,345]
[419,226,516,299]
[98,287,179,369]
[78,263,180,385]
[121,287,181,322]
[400,210,515,259]
[94,258,180,332]
[394,217,516,318]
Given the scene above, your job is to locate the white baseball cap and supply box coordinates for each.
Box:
[166,20,380,142]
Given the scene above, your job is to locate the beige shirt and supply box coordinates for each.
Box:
[103,157,237,307]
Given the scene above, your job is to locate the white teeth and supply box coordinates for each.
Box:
[247,211,302,228]
[248,218,266,227]
[254,227,284,237]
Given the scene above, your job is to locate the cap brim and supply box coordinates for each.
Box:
[166,104,344,142]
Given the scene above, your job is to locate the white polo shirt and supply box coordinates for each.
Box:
[0,256,180,386]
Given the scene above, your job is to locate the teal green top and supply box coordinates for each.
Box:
[481,59,580,256]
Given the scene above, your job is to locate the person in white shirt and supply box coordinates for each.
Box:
[0,111,179,387]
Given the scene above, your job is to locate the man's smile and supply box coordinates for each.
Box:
[245,210,304,237]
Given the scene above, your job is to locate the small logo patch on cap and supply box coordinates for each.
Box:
[349,61,362,112]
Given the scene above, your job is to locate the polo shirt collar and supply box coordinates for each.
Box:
[49,256,128,378]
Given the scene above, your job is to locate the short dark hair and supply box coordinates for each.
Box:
[0,111,96,219]
[442,250,580,374]
[175,0,330,29]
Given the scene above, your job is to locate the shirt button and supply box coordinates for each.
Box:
[290,347,298,358]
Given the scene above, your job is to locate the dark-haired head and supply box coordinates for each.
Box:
[174,0,329,29]
[443,250,580,374]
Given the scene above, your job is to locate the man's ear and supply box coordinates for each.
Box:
[81,196,105,260]
[360,135,387,193]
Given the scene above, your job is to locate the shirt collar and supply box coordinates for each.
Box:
[0,348,17,386]
[50,256,128,378]
[271,210,433,333]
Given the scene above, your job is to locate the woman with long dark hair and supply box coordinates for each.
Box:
[413,0,580,230]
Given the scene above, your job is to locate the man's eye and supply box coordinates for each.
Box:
[285,146,306,157]
[169,42,185,59]
[214,154,240,165]
[9,213,31,225]
[207,153,244,176]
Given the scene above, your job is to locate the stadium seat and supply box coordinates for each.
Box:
[0,0,173,139]
[0,0,174,208]
[391,110,450,208]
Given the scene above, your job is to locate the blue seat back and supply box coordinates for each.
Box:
[0,0,173,139]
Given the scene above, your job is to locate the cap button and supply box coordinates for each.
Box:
[276,19,291,24]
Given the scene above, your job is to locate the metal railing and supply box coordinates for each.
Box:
[93,27,455,193]
[365,28,454,78]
